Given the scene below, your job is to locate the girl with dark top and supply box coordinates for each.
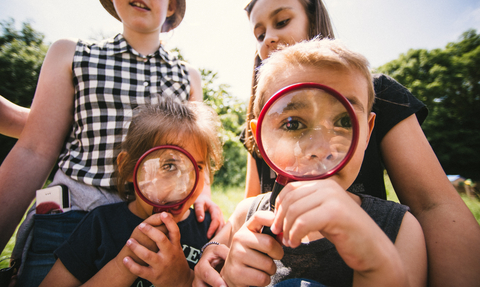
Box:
[240,1,480,285]
[41,96,224,286]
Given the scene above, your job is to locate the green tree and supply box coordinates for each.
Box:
[0,19,48,163]
[376,29,480,180]
[201,69,247,188]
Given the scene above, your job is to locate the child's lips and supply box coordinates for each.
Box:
[130,1,150,11]
[168,203,184,215]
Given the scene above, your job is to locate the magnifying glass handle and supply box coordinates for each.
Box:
[262,182,285,238]
[268,182,285,211]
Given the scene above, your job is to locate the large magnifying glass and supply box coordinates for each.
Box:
[255,83,359,234]
[133,145,199,214]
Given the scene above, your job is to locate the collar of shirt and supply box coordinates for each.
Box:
[102,33,173,63]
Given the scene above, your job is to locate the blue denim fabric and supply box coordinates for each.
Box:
[16,210,86,287]
[274,278,328,287]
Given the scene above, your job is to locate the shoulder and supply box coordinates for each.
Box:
[359,194,409,241]
[47,38,78,61]
[82,202,129,223]
[361,194,409,217]
[372,73,410,100]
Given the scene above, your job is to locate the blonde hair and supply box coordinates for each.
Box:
[250,39,374,155]
[115,95,223,201]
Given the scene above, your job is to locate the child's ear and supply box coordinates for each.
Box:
[250,120,258,139]
[365,112,376,147]
[167,0,176,17]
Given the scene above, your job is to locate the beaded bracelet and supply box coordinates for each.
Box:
[200,241,220,254]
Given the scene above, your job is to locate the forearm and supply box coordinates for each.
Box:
[382,115,480,286]
[416,202,480,287]
[0,96,29,138]
[82,249,137,287]
[207,221,232,247]
[0,145,56,251]
[245,154,261,198]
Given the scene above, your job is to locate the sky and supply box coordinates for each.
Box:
[1,0,480,101]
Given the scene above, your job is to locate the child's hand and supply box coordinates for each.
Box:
[123,212,193,286]
[193,243,229,287]
[221,211,284,287]
[194,193,225,238]
[125,213,167,266]
[271,179,396,272]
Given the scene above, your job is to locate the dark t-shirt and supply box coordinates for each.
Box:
[55,202,211,285]
[247,193,409,287]
[242,74,427,199]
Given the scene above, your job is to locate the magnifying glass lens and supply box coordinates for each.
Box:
[260,87,354,179]
[135,147,197,208]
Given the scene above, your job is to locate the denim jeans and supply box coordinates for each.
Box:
[274,278,328,287]
[16,210,86,287]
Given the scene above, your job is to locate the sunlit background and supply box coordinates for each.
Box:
[1,0,479,100]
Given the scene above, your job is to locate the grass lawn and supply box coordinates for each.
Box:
[2,175,480,269]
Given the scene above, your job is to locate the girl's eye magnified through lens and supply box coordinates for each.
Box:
[133,145,199,214]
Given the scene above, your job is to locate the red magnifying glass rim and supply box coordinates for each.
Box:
[133,145,200,213]
[255,82,360,184]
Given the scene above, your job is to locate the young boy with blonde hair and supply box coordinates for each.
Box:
[194,39,427,287]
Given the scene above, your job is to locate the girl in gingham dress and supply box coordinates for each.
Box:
[0,1,223,286]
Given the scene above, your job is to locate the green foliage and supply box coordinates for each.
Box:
[376,29,480,180]
[461,194,480,225]
[201,69,248,188]
[0,19,48,164]
[211,186,245,220]
[0,19,47,108]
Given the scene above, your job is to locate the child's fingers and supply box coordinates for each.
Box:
[143,212,165,226]
[206,206,225,239]
[222,262,272,287]
[123,255,161,281]
[272,182,315,234]
[158,212,181,244]
[279,192,323,244]
[195,194,226,238]
[194,196,206,222]
[123,255,149,278]
[285,208,323,248]
[243,212,284,260]
[193,244,229,287]
[222,240,276,287]
[126,237,160,266]
[245,210,276,233]
[136,222,173,254]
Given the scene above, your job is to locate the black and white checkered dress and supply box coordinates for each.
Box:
[57,34,191,190]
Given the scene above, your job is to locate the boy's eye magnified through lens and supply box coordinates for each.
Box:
[256,83,360,214]
[133,145,199,214]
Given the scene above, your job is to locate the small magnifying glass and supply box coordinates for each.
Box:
[133,145,199,214]
[255,82,360,236]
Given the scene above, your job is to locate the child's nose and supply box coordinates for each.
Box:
[302,128,333,161]
[264,31,279,49]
